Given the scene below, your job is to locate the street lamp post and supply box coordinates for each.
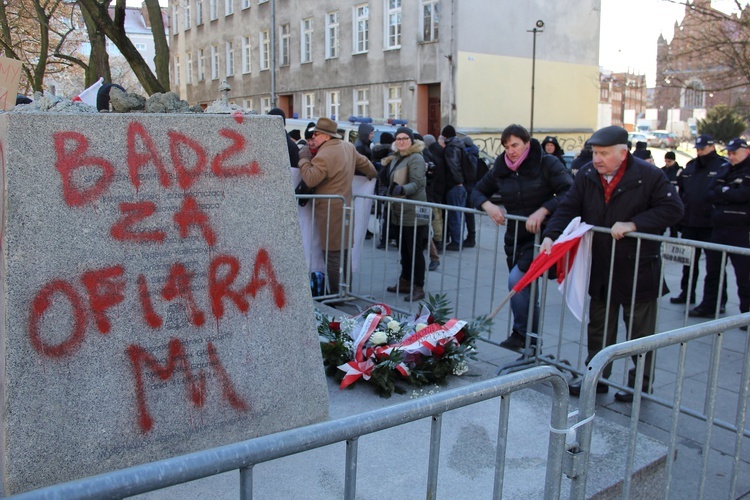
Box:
[528,20,544,136]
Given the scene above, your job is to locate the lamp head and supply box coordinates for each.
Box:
[535,20,545,29]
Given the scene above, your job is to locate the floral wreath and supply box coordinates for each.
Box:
[318,294,491,397]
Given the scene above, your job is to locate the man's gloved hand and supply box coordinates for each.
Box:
[391,184,404,196]
[299,147,312,161]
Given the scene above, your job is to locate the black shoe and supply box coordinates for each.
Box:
[463,238,476,248]
[429,260,440,271]
[741,325,748,332]
[568,380,609,397]
[376,242,386,250]
[445,242,461,251]
[670,294,695,305]
[499,331,526,351]
[365,231,373,240]
[614,390,634,402]
[689,305,716,318]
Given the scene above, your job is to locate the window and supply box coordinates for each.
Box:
[211,44,219,79]
[353,4,369,54]
[385,0,401,49]
[242,35,252,73]
[225,41,235,76]
[261,96,271,114]
[186,52,193,84]
[260,30,270,70]
[209,0,217,20]
[196,0,203,25]
[301,18,313,63]
[280,24,290,66]
[386,86,402,119]
[303,92,315,119]
[184,0,191,29]
[225,0,233,16]
[241,0,250,8]
[682,80,705,109]
[174,56,180,86]
[135,43,147,52]
[198,48,205,80]
[172,4,179,32]
[421,0,438,42]
[325,11,339,59]
[243,99,252,110]
[326,91,340,120]
[355,88,369,117]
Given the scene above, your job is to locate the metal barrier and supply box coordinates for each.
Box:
[10,366,570,499]
[570,314,750,499]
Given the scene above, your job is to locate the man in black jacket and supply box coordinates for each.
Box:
[540,126,684,402]
[672,135,728,311]
[694,138,750,327]
[441,125,467,251]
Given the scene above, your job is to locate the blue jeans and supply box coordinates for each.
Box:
[445,185,467,244]
[508,264,539,336]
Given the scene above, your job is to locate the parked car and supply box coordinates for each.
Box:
[647,130,677,149]
[628,132,649,146]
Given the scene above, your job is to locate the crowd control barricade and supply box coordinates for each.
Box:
[569,315,750,499]
[10,367,570,499]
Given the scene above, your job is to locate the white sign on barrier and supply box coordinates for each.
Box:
[662,242,695,266]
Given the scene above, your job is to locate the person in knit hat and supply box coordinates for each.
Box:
[440,124,468,251]
[382,127,429,302]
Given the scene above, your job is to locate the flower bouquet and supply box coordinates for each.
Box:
[317,294,491,397]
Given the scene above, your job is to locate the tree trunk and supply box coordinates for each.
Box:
[81,3,111,87]
[77,0,166,95]
[144,0,169,87]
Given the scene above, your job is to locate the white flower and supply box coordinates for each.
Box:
[453,361,469,376]
[415,323,427,332]
[383,315,393,324]
[370,330,388,345]
[387,320,401,333]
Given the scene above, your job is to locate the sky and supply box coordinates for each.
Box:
[599,0,747,87]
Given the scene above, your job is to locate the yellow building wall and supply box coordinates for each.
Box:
[455,51,599,137]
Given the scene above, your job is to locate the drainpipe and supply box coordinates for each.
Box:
[270,0,276,106]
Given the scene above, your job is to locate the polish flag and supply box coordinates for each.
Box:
[72,77,104,107]
[488,217,593,321]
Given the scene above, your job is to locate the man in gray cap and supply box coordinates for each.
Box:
[696,138,750,328]
[299,117,378,295]
[540,125,684,402]
[674,134,728,312]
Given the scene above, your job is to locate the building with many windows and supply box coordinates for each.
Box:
[169,0,601,154]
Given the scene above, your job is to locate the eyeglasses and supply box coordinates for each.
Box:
[395,137,410,142]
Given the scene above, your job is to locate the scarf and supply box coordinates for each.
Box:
[599,158,628,203]
[504,144,531,172]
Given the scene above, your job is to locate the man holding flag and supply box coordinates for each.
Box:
[540,126,683,402]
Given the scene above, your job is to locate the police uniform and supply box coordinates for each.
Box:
[699,138,750,316]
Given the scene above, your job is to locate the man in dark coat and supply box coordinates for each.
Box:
[354,123,375,161]
[541,125,684,402]
[441,125,467,251]
[268,108,300,170]
[693,138,750,327]
[678,135,729,313]
[661,151,683,237]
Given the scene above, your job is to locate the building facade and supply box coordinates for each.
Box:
[654,0,749,135]
[598,70,647,130]
[169,0,601,155]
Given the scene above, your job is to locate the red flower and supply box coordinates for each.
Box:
[455,331,465,343]
[330,321,341,331]
[432,344,445,357]
[427,315,435,324]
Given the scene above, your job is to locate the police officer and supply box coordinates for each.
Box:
[693,138,750,324]
[673,135,728,311]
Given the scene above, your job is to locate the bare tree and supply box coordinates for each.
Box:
[77,0,169,95]
[0,0,88,93]
[660,0,750,92]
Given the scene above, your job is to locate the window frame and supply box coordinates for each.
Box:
[259,30,270,70]
[353,4,369,54]
[385,0,402,49]
[280,24,290,66]
[225,40,235,77]
[242,35,252,74]
[325,11,340,59]
[301,18,313,64]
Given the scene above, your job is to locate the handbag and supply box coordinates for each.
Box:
[295,179,315,207]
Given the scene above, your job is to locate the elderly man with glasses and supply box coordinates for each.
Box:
[299,117,377,295]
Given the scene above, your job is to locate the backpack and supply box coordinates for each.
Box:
[461,146,479,184]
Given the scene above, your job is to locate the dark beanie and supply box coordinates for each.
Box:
[664,151,676,160]
[395,126,414,143]
[268,107,286,124]
[380,132,395,145]
[97,83,125,111]
[441,125,456,138]
[304,121,316,140]
[633,149,653,160]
